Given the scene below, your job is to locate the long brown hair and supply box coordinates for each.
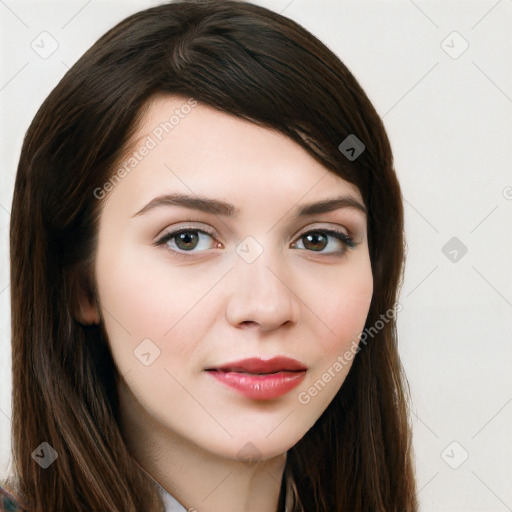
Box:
[6,1,417,510]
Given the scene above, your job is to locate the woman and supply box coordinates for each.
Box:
[2,0,418,510]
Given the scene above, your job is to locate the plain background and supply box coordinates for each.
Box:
[1,1,511,510]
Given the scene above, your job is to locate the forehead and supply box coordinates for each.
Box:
[110,94,364,214]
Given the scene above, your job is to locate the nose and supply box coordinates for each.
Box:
[225,252,300,332]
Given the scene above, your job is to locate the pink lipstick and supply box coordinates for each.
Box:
[205,356,307,400]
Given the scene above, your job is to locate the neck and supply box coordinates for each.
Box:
[119,385,287,512]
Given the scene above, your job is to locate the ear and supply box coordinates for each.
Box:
[66,265,100,325]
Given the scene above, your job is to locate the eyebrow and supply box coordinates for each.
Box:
[132,193,367,218]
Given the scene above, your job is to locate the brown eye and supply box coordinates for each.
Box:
[302,232,328,252]
[291,229,356,255]
[175,231,200,250]
[156,228,218,255]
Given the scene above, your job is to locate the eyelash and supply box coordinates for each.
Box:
[154,226,358,259]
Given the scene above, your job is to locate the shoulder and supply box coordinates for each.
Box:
[0,486,28,512]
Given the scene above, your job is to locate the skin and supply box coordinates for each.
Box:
[78,95,373,512]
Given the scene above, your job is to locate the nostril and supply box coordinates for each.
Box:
[240,321,258,328]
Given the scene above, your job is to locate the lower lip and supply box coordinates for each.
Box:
[206,370,306,400]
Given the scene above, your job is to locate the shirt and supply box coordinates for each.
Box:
[154,480,188,512]
[0,483,185,512]
[0,486,26,512]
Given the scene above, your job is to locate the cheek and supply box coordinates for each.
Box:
[94,238,213,371]
[314,258,373,359]
[296,260,372,413]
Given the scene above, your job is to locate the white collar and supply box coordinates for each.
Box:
[133,460,188,511]
[155,481,189,512]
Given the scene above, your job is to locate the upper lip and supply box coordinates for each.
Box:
[205,356,307,374]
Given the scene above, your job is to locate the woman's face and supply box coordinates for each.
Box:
[91,95,373,461]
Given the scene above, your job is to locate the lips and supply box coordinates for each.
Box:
[205,356,307,374]
[204,356,307,400]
